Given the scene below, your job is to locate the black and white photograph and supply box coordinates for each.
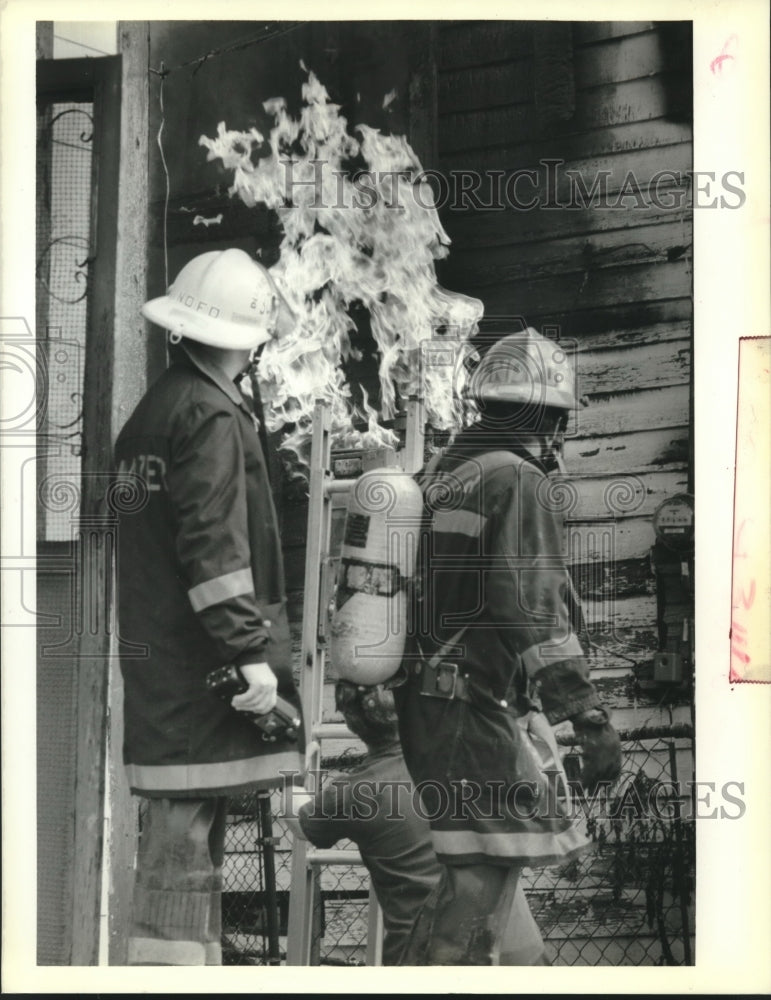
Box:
[1,1,769,992]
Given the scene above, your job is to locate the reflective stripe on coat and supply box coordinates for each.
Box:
[114,346,303,796]
[395,431,598,865]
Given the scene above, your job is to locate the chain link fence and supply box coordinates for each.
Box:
[309,860,371,967]
[220,725,694,965]
[529,725,695,966]
[221,788,371,966]
[220,790,292,965]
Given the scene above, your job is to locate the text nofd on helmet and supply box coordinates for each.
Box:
[141,248,296,350]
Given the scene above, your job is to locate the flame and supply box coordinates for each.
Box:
[200,68,483,460]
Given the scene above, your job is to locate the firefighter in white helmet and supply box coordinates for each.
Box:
[114,249,304,965]
[393,327,622,965]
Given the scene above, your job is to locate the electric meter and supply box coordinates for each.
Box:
[652,493,694,551]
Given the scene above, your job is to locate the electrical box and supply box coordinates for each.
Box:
[653,650,684,683]
[650,494,694,687]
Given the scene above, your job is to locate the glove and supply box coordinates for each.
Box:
[572,707,622,794]
[230,661,277,715]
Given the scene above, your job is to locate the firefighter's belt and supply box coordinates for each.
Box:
[413,660,473,703]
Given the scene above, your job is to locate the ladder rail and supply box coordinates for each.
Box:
[286,397,425,966]
[286,401,332,965]
[365,887,384,967]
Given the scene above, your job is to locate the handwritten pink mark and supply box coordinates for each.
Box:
[738,579,756,610]
[733,517,749,559]
[730,620,750,665]
[730,337,771,684]
[730,519,756,677]
[711,34,739,75]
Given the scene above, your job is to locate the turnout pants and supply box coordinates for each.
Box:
[128,797,228,966]
[401,864,545,966]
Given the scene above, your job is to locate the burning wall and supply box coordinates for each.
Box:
[200,68,483,461]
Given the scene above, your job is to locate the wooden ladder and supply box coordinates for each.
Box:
[285,398,424,966]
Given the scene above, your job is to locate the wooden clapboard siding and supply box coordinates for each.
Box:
[445,197,691,250]
[568,470,689,520]
[565,427,688,475]
[439,71,679,128]
[574,30,666,87]
[569,518,656,564]
[533,300,692,339]
[438,61,532,113]
[438,21,533,70]
[446,220,692,287]
[451,258,691,327]
[439,128,691,175]
[572,557,652,601]
[574,22,656,44]
[582,593,659,678]
[573,385,688,437]
[579,338,690,395]
[440,84,682,154]
[575,319,691,353]
[477,259,690,322]
[584,593,658,640]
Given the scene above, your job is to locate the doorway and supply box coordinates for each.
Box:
[36,54,121,966]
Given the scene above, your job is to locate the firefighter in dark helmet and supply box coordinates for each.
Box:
[394,328,622,965]
[283,680,547,965]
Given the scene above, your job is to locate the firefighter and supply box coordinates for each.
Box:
[283,681,442,965]
[282,682,547,966]
[114,248,304,965]
[393,328,622,965]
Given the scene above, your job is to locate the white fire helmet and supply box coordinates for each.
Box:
[141,248,296,350]
[468,327,577,411]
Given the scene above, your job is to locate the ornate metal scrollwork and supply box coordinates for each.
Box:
[48,390,84,456]
[45,106,94,147]
[36,235,93,305]
[37,102,94,539]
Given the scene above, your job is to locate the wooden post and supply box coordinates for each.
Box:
[36,21,53,60]
[114,23,151,442]
[66,54,123,966]
[105,22,151,966]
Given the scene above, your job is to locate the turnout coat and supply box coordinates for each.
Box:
[395,424,600,866]
[114,345,303,797]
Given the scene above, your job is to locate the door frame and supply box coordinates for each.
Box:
[37,54,122,966]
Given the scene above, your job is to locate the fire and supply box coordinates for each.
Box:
[200,68,482,460]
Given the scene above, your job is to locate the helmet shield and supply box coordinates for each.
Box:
[469,328,577,416]
[142,248,297,349]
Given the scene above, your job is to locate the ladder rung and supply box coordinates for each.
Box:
[323,477,356,496]
[307,848,364,866]
[311,722,357,741]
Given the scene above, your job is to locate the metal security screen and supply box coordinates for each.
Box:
[35,94,94,965]
[36,100,92,541]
